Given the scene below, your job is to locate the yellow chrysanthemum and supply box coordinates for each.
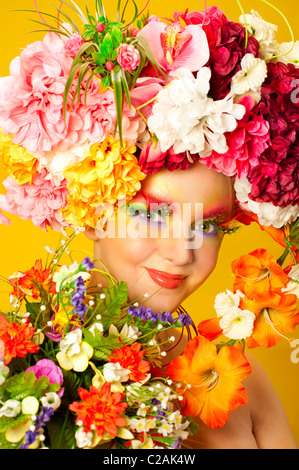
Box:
[0,129,39,185]
[61,136,146,229]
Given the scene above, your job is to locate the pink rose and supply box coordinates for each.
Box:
[117,43,140,72]
[65,33,84,58]
[139,140,193,174]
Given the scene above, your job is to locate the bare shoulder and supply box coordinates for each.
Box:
[244,351,298,449]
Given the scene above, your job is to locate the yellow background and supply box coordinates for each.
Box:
[0,0,298,444]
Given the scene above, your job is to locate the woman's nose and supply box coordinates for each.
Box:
[158,233,194,266]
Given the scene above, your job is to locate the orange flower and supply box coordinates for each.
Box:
[0,314,39,365]
[69,383,127,438]
[165,336,251,428]
[232,248,289,300]
[10,259,56,300]
[244,293,299,348]
[108,342,150,383]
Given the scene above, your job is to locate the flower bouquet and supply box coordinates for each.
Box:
[0,231,202,449]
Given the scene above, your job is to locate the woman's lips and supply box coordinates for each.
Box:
[144,268,187,289]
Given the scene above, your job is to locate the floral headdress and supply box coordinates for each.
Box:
[0,0,298,234]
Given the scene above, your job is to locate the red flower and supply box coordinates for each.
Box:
[176,6,259,99]
[10,259,56,300]
[139,139,193,175]
[108,342,150,383]
[248,62,299,207]
[69,383,127,438]
[0,314,39,365]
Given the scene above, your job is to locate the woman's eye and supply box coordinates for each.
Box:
[193,220,219,237]
[127,204,170,224]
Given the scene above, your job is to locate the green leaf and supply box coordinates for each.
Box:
[47,412,77,449]
[101,75,111,88]
[0,413,28,434]
[103,32,114,55]
[111,69,124,145]
[111,26,123,48]
[93,52,107,65]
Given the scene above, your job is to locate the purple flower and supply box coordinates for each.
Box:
[178,313,193,327]
[80,257,95,271]
[26,359,64,397]
[71,276,87,319]
[19,407,55,449]
[160,311,175,324]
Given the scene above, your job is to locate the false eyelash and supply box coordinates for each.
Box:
[127,203,173,218]
[209,217,240,235]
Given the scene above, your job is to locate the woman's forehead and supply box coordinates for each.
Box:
[138,163,234,210]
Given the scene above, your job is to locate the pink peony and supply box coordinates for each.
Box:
[201,95,270,178]
[0,168,69,231]
[117,43,140,72]
[139,139,193,174]
[65,33,85,58]
[175,7,260,99]
[0,209,11,225]
[26,359,64,397]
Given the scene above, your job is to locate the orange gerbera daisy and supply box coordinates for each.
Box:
[108,342,150,383]
[0,314,39,365]
[232,248,289,300]
[10,259,56,300]
[165,336,252,428]
[69,383,127,438]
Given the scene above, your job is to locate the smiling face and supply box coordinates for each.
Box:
[86,162,235,313]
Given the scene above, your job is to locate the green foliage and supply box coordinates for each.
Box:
[0,371,59,402]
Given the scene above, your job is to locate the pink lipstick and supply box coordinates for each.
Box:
[145,268,187,289]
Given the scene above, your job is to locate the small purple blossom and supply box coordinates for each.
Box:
[71,276,87,319]
[19,407,55,449]
[160,311,175,324]
[80,257,95,271]
[178,313,193,327]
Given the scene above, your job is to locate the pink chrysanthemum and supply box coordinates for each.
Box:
[0,168,68,231]
[201,95,270,178]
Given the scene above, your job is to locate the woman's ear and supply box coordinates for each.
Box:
[84,227,99,241]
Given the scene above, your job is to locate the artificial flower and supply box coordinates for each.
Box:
[232,248,290,300]
[0,363,9,385]
[0,169,69,232]
[0,314,39,365]
[239,10,278,59]
[40,392,62,410]
[117,44,140,71]
[56,329,93,372]
[102,362,131,383]
[0,130,38,185]
[108,342,151,383]
[137,20,209,73]
[53,261,90,292]
[69,383,127,438]
[219,308,256,340]
[61,136,146,228]
[234,177,299,228]
[148,67,245,156]
[139,138,193,174]
[277,41,299,68]
[65,33,85,58]
[166,336,252,428]
[0,399,21,418]
[26,359,64,397]
[176,6,260,99]
[230,54,268,95]
[9,258,56,300]
[201,95,270,178]
[214,289,244,317]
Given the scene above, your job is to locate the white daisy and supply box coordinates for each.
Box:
[240,10,278,59]
[231,54,267,95]
[219,308,256,340]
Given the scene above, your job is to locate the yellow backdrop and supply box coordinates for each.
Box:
[0,0,298,445]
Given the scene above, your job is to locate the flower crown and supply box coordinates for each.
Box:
[0,0,298,234]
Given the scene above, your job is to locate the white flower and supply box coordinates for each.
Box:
[40,392,61,411]
[53,261,90,293]
[240,10,278,59]
[158,420,173,437]
[281,281,299,298]
[219,309,256,340]
[37,143,90,185]
[234,177,299,228]
[277,41,299,68]
[0,399,21,418]
[231,54,267,94]
[288,265,299,281]
[148,67,245,156]
[131,437,156,449]
[103,362,131,383]
[0,363,9,386]
[214,289,244,317]
[75,427,94,449]
[129,418,148,433]
[88,322,104,337]
[60,329,82,356]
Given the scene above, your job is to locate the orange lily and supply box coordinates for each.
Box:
[165,336,251,428]
[232,248,289,300]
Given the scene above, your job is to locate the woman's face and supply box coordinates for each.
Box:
[87,162,234,313]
